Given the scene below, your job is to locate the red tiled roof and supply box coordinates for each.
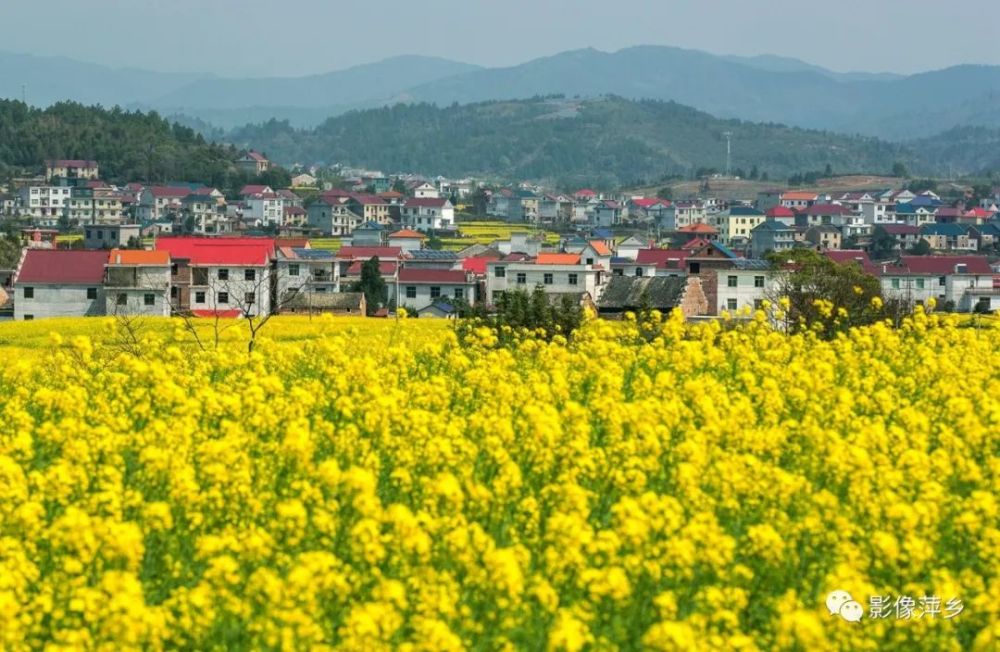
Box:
[896,255,992,275]
[276,237,309,248]
[389,229,427,239]
[782,191,819,201]
[350,194,387,206]
[462,255,500,275]
[336,246,402,260]
[46,159,97,168]
[881,224,921,235]
[825,250,877,274]
[243,151,267,162]
[635,249,688,266]
[681,237,711,251]
[630,198,661,208]
[398,269,468,283]
[805,203,853,216]
[14,250,109,285]
[154,236,275,266]
[240,185,271,196]
[345,261,397,276]
[404,197,449,208]
[766,206,795,218]
[150,186,193,198]
[284,206,306,216]
[574,189,596,197]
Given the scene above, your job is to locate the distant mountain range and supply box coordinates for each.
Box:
[5,46,1000,142]
[227,96,920,187]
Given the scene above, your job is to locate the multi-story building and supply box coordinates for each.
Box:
[347,195,392,226]
[879,255,999,311]
[485,253,608,305]
[45,159,100,181]
[104,249,171,316]
[137,187,192,223]
[83,224,142,249]
[236,151,270,175]
[17,185,72,225]
[713,261,779,314]
[243,192,284,227]
[307,194,362,236]
[400,198,455,232]
[275,247,339,308]
[395,269,476,311]
[66,187,126,225]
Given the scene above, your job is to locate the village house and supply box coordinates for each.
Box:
[596,275,708,319]
[920,223,977,251]
[237,151,270,175]
[895,202,938,227]
[413,182,439,199]
[388,229,426,252]
[613,235,652,261]
[182,194,229,234]
[347,194,392,226]
[764,206,796,226]
[401,197,455,232]
[395,269,476,311]
[796,203,854,228]
[711,260,778,314]
[616,248,688,278]
[805,225,843,250]
[291,173,317,188]
[242,190,284,227]
[17,185,72,225]
[879,224,923,251]
[485,253,607,305]
[403,249,460,270]
[750,219,797,259]
[307,193,363,236]
[780,191,819,211]
[660,201,707,230]
[334,246,404,279]
[155,237,276,317]
[719,206,766,248]
[591,200,624,227]
[137,186,192,223]
[349,221,387,246]
[879,255,999,312]
[45,159,100,181]
[66,187,126,225]
[104,249,171,317]
[275,247,339,306]
[83,223,142,250]
[12,249,109,320]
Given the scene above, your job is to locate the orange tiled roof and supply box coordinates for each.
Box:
[389,229,427,238]
[588,240,612,255]
[108,249,170,265]
[536,253,581,265]
[781,191,819,201]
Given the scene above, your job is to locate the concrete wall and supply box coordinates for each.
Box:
[14,284,104,320]
[105,289,170,316]
[395,283,475,310]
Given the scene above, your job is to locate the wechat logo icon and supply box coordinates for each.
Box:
[827,590,863,623]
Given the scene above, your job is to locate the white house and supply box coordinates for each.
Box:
[275,247,339,307]
[104,249,172,317]
[17,185,72,225]
[401,198,455,232]
[714,262,780,315]
[879,255,999,311]
[388,229,427,252]
[395,268,476,311]
[12,249,109,320]
[244,192,285,227]
[485,253,607,304]
[413,182,440,199]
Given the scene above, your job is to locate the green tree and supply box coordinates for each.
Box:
[869,226,899,260]
[426,231,444,250]
[352,257,388,316]
[766,249,908,337]
[909,238,932,255]
[656,187,673,200]
[892,161,909,177]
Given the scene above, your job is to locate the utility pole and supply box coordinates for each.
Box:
[723,132,733,178]
[21,84,26,105]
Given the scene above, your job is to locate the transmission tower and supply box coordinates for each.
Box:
[723,131,732,178]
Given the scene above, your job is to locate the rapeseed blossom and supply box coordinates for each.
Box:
[0,313,995,649]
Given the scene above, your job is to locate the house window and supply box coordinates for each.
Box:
[727,275,738,287]
[586,257,594,265]
[568,273,578,285]
[217,292,229,304]
[23,287,34,299]
[454,288,463,299]
[430,287,441,298]
[171,263,178,276]
[916,278,925,289]
[754,276,765,288]
[289,264,300,277]
[543,273,553,285]
[494,267,506,278]
[405,286,417,299]
[87,287,97,299]
[891,278,900,289]
[85,229,92,239]
[244,269,255,281]
[614,268,624,276]
[689,262,701,274]
[217,269,229,281]
[171,287,178,298]
[727,298,738,310]
[636,268,644,277]
[938,276,946,287]
[97,230,104,239]
[117,293,127,306]
[245,292,255,305]
[754,299,763,309]
[516,273,527,284]
[144,294,155,306]
[195,291,206,304]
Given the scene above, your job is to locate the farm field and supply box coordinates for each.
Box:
[0,311,997,650]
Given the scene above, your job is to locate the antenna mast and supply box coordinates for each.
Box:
[723,131,733,178]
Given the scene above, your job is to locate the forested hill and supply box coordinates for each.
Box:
[0,100,241,185]
[229,96,920,187]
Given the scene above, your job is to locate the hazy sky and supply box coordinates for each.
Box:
[2,0,996,77]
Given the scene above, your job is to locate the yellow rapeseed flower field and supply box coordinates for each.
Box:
[0,310,997,650]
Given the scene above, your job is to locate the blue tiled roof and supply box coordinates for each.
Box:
[730,206,764,216]
[356,220,384,230]
[591,228,614,239]
[407,249,458,260]
[712,242,739,259]
[920,223,966,236]
[732,259,772,270]
[292,248,335,260]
